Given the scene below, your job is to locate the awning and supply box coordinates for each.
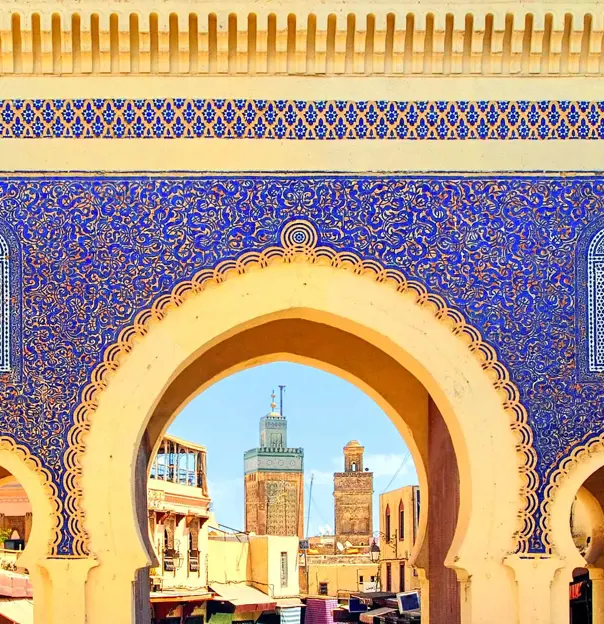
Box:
[275,598,304,609]
[359,607,396,623]
[150,590,213,603]
[210,582,277,613]
[0,598,34,624]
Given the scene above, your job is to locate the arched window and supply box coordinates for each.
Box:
[351,462,357,472]
[588,228,604,371]
[0,235,10,372]
[385,504,391,542]
[399,500,404,540]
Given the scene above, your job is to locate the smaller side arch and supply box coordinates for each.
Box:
[0,440,59,563]
[544,433,604,554]
[545,437,604,623]
[0,440,59,623]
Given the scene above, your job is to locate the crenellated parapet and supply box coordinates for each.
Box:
[2,3,604,75]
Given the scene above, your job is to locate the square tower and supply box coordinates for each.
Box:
[334,440,373,549]
[244,394,304,538]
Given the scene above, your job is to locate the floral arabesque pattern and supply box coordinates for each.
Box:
[0,175,602,554]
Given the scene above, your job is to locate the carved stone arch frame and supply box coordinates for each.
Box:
[68,222,535,624]
[0,221,23,381]
[575,215,604,382]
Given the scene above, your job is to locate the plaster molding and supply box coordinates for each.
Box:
[2,8,604,76]
[66,219,537,557]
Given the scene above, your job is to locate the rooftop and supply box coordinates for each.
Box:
[163,434,207,453]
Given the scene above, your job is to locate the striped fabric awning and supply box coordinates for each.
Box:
[280,605,302,624]
[0,598,33,624]
[210,583,277,613]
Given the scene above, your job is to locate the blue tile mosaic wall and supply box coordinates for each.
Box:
[2,99,604,139]
[0,174,604,554]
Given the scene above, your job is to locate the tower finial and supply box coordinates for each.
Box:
[278,385,286,417]
[270,390,276,411]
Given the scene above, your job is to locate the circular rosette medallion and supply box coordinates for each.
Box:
[280,220,319,251]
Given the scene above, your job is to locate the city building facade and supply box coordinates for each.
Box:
[334,441,373,550]
[378,486,421,594]
[244,396,304,538]
[0,435,303,624]
[147,436,211,600]
[300,554,378,598]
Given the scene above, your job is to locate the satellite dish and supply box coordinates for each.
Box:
[344,541,353,549]
[336,542,345,552]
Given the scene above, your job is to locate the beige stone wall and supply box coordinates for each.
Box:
[249,534,300,598]
[208,538,250,585]
[303,557,378,597]
[208,534,299,598]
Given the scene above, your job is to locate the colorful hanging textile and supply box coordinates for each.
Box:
[305,598,338,624]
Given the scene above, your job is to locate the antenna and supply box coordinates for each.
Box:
[278,385,286,416]
[306,472,314,538]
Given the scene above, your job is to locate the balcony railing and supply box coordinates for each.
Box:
[188,550,200,576]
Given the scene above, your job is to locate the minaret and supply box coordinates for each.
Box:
[244,391,304,538]
[333,440,373,550]
[259,392,287,448]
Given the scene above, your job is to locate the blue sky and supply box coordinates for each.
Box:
[168,362,418,537]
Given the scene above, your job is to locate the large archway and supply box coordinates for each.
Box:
[79,256,524,624]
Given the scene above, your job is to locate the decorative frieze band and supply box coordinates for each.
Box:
[2,9,604,76]
[2,98,604,140]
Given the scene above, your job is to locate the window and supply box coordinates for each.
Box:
[351,462,357,472]
[588,228,604,370]
[385,505,391,542]
[280,552,288,587]
[399,563,405,592]
[399,500,404,540]
[319,582,328,595]
[359,575,364,584]
[386,563,392,592]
